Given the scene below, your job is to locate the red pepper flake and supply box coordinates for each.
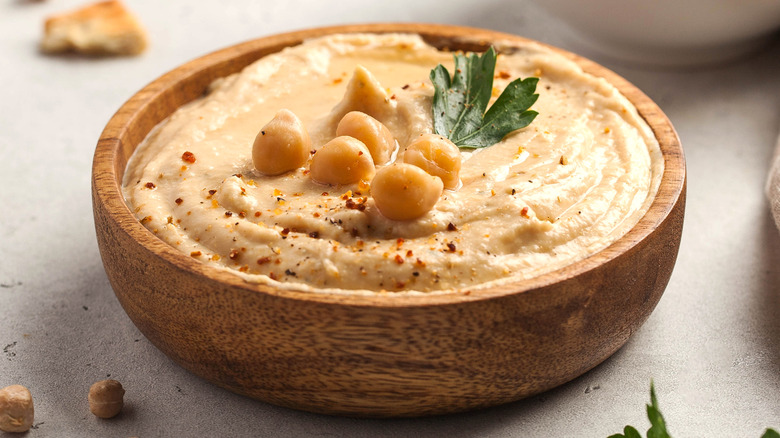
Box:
[332,77,343,85]
[309,231,320,238]
[446,242,457,252]
[396,238,404,249]
[415,258,426,268]
[406,250,413,257]
[190,251,202,257]
[144,182,155,189]
[238,265,249,272]
[225,211,233,217]
[208,189,217,196]
[520,207,530,218]
[274,259,281,265]
[229,249,240,260]
[175,198,183,205]
[321,192,329,196]
[257,257,271,265]
[447,222,457,231]
[254,211,262,217]
[344,195,368,211]
[140,216,152,224]
[238,211,246,218]
[313,212,321,218]
[281,228,290,236]
[269,272,277,280]
[181,151,196,163]
[394,254,404,264]
[497,70,511,79]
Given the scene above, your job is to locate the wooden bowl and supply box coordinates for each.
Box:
[92,23,685,417]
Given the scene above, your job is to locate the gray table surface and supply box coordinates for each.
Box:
[1,0,779,436]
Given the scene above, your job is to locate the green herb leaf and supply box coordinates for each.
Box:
[430,46,538,149]
[762,429,780,438]
[646,382,670,438]
[609,426,642,438]
[612,382,778,438]
[611,382,671,438]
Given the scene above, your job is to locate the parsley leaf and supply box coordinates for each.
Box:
[610,382,779,438]
[609,382,670,438]
[430,46,539,149]
[645,382,670,438]
[764,429,780,438]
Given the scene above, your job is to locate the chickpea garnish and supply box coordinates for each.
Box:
[88,379,125,419]
[371,163,443,221]
[336,111,395,165]
[252,109,311,176]
[310,136,376,185]
[403,133,462,190]
[0,385,34,433]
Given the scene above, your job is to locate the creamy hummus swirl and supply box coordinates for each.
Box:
[123,33,663,294]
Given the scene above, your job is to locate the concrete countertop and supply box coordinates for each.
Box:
[1,0,778,436]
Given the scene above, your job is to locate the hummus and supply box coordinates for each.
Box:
[123,33,663,294]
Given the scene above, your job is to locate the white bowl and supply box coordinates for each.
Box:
[536,0,780,66]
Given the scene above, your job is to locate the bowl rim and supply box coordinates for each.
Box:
[92,22,685,308]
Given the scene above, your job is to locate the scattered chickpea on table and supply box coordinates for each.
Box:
[88,379,125,419]
[0,385,34,433]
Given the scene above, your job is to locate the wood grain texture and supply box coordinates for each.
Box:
[91,23,686,417]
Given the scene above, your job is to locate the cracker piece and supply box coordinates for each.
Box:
[41,0,148,56]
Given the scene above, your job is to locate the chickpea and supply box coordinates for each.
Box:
[336,111,395,165]
[0,385,34,433]
[88,379,125,419]
[403,134,462,189]
[252,109,311,176]
[309,136,376,185]
[371,163,443,221]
